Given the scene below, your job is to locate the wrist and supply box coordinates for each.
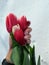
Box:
[5,49,12,63]
[5,57,11,63]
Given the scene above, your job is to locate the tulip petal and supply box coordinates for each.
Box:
[6,16,12,32]
[14,29,25,45]
[8,13,18,26]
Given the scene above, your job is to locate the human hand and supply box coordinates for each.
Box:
[6,24,32,63]
[9,24,32,49]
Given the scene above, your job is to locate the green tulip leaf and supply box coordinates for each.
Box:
[37,55,40,65]
[30,45,36,65]
[23,50,30,65]
[11,46,24,65]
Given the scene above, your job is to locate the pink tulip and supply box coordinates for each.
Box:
[6,13,18,32]
[19,16,30,31]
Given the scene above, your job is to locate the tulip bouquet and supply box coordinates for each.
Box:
[6,13,41,65]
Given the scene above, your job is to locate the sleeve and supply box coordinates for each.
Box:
[2,59,14,65]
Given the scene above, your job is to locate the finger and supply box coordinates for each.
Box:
[24,27,32,35]
[27,39,31,44]
[24,34,31,40]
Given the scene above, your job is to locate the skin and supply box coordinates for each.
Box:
[5,24,32,63]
